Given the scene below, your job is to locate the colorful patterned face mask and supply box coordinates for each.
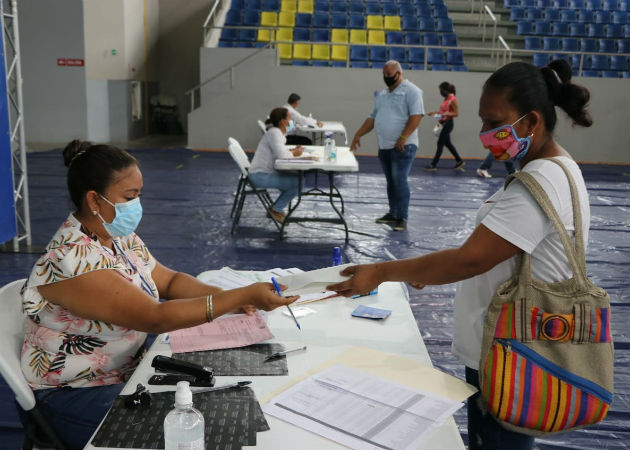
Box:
[479,114,531,161]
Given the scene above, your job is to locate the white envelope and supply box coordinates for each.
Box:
[275,264,352,296]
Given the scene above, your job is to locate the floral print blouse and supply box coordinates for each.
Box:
[21,213,158,389]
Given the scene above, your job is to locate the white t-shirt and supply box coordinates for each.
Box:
[284,104,317,134]
[451,157,590,368]
[249,127,293,174]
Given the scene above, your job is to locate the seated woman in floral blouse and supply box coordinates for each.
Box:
[20,140,297,449]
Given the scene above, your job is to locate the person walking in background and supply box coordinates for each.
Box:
[476,151,516,178]
[350,60,424,231]
[284,93,323,146]
[425,82,465,172]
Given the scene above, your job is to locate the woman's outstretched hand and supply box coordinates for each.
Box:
[326,264,381,298]
[243,282,298,311]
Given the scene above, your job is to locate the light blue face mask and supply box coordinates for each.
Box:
[286,119,295,133]
[98,195,143,237]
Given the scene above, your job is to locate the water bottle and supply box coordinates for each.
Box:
[332,247,342,266]
[324,132,333,161]
[330,138,337,162]
[164,381,205,450]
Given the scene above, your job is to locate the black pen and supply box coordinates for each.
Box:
[264,345,307,362]
[191,381,251,394]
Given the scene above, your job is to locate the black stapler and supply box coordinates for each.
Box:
[148,355,215,387]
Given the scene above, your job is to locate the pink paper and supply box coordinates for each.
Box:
[169,312,274,353]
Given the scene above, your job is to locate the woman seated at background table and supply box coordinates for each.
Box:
[249,107,306,224]
[20,140,297,450]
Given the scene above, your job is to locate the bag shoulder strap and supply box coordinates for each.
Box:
[504,158,587,283]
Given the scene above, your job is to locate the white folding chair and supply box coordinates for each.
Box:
[0,279,69,450]
[257,120,267,134]
[227,137,280,234]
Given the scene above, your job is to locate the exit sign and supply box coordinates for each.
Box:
[57,58,84,67]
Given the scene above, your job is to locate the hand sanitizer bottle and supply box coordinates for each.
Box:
[164,381,205,450]
[324,132,333,161]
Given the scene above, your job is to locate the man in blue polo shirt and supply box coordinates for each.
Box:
[350,60,424,231]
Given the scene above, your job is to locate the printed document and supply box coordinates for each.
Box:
[263,364,463,450]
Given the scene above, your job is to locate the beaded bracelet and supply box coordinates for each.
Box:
[205,295,214,322]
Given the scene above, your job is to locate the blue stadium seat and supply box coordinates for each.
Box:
[624,71,630,78]
[535,21,551,35]
[585,0,602,8]
[578,10,594,23]
[552,0,568,6]
[369,46,388,62]
[372,62,386,69]
[313,29,330,41]
[350,45,368,61]
[588,23,605,38]
[525,37,542,49]
[521,0,536,6]
[589,54,609,70]
[349,14,365,29]
[570,23,587,37]
[533,52,551,66]
[504,0,519,7]
[602,0,618,10]
[312,61,330,67]
[517,21,534,35]
[383,2,399,15]
[420,17,436,32]
[599,38,616,52]
[417,4,432,16]
[294,28,311,41]
[437,18,454,33]
[602,71,620,77]
[427,48,445,64]
[510,7,526,21]
[389,47,407,62]
[596,11,612,24]
[410,63,424,70]
[239,29,257,41]
[433,4,449,17]
[292,60,310,66]
[313,13,330,28]
[315,0,329,13]
[625,24,630,38]
[580,70,601,76]
[243,10,260,26]
[560,10,577,23]
[451,65,469,71]
[350,61,370,68]
[612,11,629,25]
[221,28,238,41]
[551,53,569,62]
[386,31,404,44]
[332,15,348,28]
[618,39,630,53]
[611,55,630,70]
[431,64,450,71]
[400,4,415,15]
[545,9,560,21]
[553,23,570,36]
[349,1,364,13]
[544,37,560,50]
[296,13,312,27]
[569,0,585,7]
[562,38,579,51]
[247,0,262,9]
[424,32,440,46]
[263,0,280,11]
[580,38,597,51]
[332,2,347,13]
[446,49,464,65]
[408,47,426,63]
[405,32,422,45]
[538,0,553,6]
[442,33,458,46]
[570,53,584,71]
[403,17,420,31]
[236,41,255,47]
[332,61,348,67]
[219,40,235,47]
[366,3,381,14]
[225,10,242,26]
[607,24,624,38]
[527,7,543,21]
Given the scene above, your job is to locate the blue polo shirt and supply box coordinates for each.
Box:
[369,79,425,149]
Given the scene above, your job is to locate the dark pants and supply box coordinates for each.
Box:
[479,151,516,174]
[377,144,417,220]
[431,120,462,166]
[466,367,535,450]
[30,383,124,450]
[285,135,312,145]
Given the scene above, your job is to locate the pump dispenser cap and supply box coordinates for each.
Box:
[175,381,193,406]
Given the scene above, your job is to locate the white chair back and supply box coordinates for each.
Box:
[257,120,267,134]
[227,137,251,176]
[0,279,35,411]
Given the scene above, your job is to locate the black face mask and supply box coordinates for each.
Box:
[383,72,399,87]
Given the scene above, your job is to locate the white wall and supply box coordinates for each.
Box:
[189,49,630,164]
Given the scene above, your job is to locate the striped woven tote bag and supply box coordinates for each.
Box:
[478,159,614,436]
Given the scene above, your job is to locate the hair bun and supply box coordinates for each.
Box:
[62,139,92,167]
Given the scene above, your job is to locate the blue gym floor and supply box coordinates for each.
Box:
[1,148,628,450]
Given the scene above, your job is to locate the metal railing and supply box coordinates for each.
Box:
[202,0,226,46]
[497,35,512,67]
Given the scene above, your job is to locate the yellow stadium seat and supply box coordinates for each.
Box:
[278,43,293,59]
[297,0,314,14]
[368,30,385,45]
[384,16,402,31]
[349,29,367,44]
[260,11,278,27]
[331,29,349,43]
[366,15,383,30]
[281,0,297,12]
[331,45,348,62]
[312,44,330,60]
[278,11,295,27]
[277,27,293,42]
[257,28,275,42]
[293,43,311,60]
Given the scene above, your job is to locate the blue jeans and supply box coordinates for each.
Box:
[465,367,535,450]
[248,171,299,212]
[478,152,516,174]
[431,120,462,167]
[32,383,123,450]
[378,144,417,220]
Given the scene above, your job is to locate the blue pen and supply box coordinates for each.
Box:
[271,277,301,330]
[352,289,378,299]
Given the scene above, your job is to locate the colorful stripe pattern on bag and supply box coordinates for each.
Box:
[493,304,611,343]
[482,340,611,432]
